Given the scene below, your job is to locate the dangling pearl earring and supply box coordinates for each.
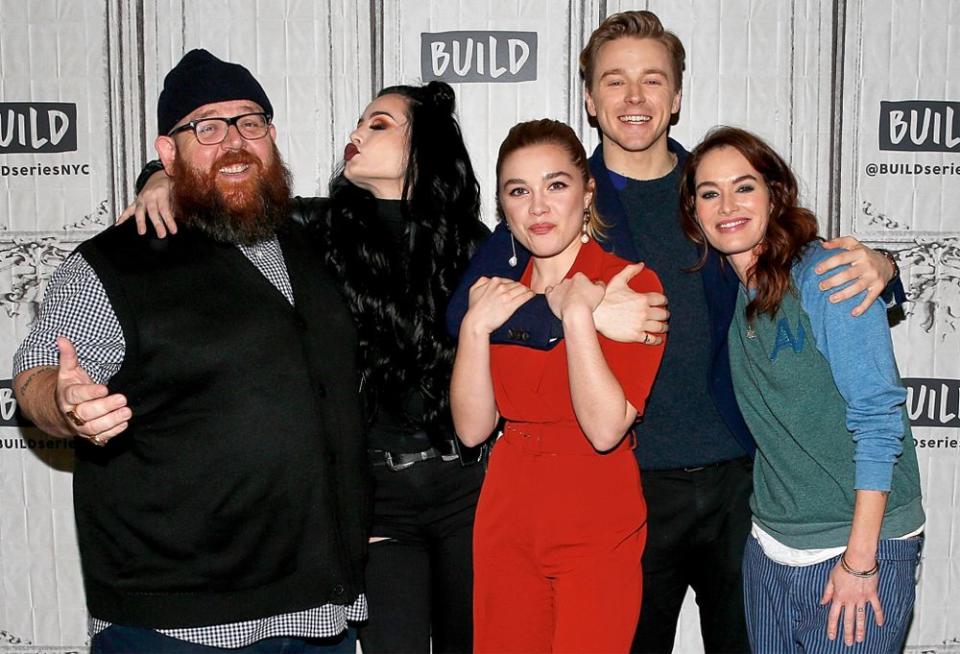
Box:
[580,211,590,244]
[508,232,519,267]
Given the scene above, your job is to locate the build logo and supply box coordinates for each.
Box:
[422,31,537,83]
[904,378,960,428]
[879,100,959,153]
[0,379,30,427]
[0,102,77,154]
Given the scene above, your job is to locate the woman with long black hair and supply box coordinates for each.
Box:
[124,81,488,654]
[319,81,488,654]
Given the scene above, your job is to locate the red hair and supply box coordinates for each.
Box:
[679,126,819,321]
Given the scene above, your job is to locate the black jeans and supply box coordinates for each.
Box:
[631,457,753,654]
[358,454,484,654]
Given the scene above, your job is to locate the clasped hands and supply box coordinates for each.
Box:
[465,262,669,344]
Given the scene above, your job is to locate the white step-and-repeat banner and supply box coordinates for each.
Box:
[0,1,957,652]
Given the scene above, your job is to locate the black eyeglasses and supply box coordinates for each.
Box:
[167,112,272,145]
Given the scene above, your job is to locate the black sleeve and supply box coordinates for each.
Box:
[289,196,329,228]
[134,160,166,194]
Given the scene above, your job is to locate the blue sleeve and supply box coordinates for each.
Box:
[444,221,564,350]
[796,245,908,491]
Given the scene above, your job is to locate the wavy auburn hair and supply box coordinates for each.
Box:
[324,81,484,429]
[679,126,819,321]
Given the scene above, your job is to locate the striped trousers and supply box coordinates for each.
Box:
[742,535,922,653]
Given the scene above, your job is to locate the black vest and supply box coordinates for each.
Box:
[73,220,369,628]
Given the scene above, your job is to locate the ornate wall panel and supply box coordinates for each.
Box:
[0,2,957,652]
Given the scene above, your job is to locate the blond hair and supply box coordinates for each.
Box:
[579,10,686,91]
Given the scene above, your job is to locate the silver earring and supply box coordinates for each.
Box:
[580,213,590,244]
[508,232,518,267]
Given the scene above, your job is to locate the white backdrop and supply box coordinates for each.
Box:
[0,1,957,652]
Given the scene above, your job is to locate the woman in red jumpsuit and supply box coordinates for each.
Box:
[451,119,665,653]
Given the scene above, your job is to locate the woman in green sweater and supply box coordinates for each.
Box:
[678,126,924,653]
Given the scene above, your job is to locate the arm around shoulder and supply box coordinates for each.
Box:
[446,222,562,348]
[591,262,666,417]
[626,265,665,295]
[289,196,328,228]
[592,262,669,345]
[818,236,904,316]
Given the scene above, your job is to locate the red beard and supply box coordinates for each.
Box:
[171,145,292,245]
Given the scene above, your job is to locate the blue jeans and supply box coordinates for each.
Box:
[90,625,357,654]
[743,535,922,653]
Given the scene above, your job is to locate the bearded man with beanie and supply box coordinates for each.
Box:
[13,50,368,654]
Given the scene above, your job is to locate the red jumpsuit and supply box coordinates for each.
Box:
[473,239,665,653]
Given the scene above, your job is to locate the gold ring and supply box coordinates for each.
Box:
[856,606,865,613]
[89,434,107,447]
[65,410,86,427]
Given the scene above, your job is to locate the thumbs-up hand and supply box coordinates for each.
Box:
[55,336,131,446]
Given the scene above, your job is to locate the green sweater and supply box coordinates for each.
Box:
[728,242,924,549]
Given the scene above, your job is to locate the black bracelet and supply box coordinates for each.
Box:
[134,160,166,194]
[874,248,900,281]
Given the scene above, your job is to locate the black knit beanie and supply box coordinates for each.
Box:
[157,49,273,136]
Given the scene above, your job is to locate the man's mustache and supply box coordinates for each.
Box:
[209,150,264,176]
